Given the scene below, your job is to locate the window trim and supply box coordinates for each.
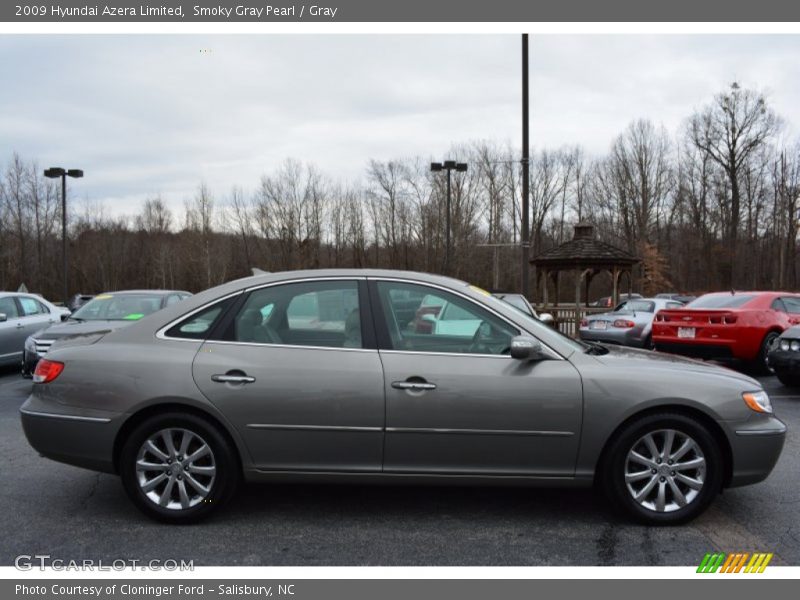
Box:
[156,277,377,352]
[156,291,244,342]
[367,277,563,360]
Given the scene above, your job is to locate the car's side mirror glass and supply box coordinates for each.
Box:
[510,335,546,361]
[0,313,6,323]
[61,313,70,321]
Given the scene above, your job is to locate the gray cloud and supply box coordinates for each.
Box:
[1,34,799,216]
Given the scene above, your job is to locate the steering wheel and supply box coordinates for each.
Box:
[468,323,492,354]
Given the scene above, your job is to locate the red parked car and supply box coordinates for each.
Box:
[652,291,800,373]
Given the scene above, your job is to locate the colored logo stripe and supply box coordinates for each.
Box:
[697,552,773,573]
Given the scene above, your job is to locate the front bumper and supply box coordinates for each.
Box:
[20,394,121,474]
[20,349,39,378]
[728,416,787,487]
[768,349,800,373]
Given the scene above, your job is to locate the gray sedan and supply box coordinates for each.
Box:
[20,270,785,524]
[579,298,685,348]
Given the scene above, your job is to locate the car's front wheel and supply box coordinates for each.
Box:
[119,412,240,523]
[601,412,723,524]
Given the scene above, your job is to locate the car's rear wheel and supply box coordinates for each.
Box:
[776,370,800,388]
[753,331,780,375]
[120,412,240,523]
[601,412,723,524]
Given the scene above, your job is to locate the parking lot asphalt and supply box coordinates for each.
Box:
[0,367,798,567]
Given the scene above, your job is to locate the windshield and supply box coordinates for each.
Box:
[71,293,163,321]
[687,294,756,309]
[616,300,656,313]
[481,293,587,353]
[498,295,534,316]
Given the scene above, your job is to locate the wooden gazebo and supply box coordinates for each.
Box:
[531,222,639,313]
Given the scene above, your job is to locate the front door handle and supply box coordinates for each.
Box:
[392,380,436,391]
[211,373,256,384]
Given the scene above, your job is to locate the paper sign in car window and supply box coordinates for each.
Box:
[95,294,113,300]
[469,285,491,296]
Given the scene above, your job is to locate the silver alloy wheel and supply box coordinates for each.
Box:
[135,428,216,511]
[624,429,706,513]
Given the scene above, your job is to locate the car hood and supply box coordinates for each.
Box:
[779,325,800,339]
[591,344,761,388]
[32,319,135,340]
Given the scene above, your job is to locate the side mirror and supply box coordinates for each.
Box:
[0,313,6,323]
[510,335,547,361]
[538,312,555,327]
[61,313,70,321]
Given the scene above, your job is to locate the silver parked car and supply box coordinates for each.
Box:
[0,292,70,368]
[21,290,192,377]
[579,298,685,349]
[20,270,785,524]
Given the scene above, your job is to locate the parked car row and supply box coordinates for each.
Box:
[578,290,800,385]
[1,289,191,377]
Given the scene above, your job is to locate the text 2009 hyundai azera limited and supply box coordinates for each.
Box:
[20,270,786,523]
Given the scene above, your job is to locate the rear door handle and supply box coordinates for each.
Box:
[392,381,436,391]
[211,373,256,384]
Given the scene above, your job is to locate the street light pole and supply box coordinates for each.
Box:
[431,160,467,276]
[44,167,83,304]
[521,33,531,299]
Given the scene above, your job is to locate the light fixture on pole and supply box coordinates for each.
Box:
[44,167,84,304]
[430,160,467,275]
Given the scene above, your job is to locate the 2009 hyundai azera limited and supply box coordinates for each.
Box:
[20,270,786,524]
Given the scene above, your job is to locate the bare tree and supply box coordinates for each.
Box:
[688,82,781,286]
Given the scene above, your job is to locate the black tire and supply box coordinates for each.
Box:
[119,412,240,523]
[752,331,780,375]
[600,412,723,525]
[776,370,800,388]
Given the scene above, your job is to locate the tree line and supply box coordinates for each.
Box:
[1,82,798,304]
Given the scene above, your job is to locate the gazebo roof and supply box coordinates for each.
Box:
[531,222,639,269]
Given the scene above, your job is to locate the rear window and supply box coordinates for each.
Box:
[617,300,655,313]
[687,294,756,309]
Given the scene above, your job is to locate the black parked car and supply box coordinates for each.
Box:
[22,290,191,377]
[769,325,800,387]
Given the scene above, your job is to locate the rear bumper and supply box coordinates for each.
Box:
[20,396,121,474]
[654,341,735,361]
[728,416,787,487]
[579,329,647,348]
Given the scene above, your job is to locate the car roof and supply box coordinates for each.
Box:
[95,289,191,296]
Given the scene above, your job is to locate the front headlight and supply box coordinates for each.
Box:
[743,391,773,414]
[24,337,36,353]
[780,339,790,351]
[791,340,800,352]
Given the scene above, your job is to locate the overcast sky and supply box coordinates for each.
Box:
[1,34,799,216]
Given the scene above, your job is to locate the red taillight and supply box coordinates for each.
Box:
[723,315,738,325]
[580,319,588,327]
[33,359,64,384]
[613,319,635,328]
